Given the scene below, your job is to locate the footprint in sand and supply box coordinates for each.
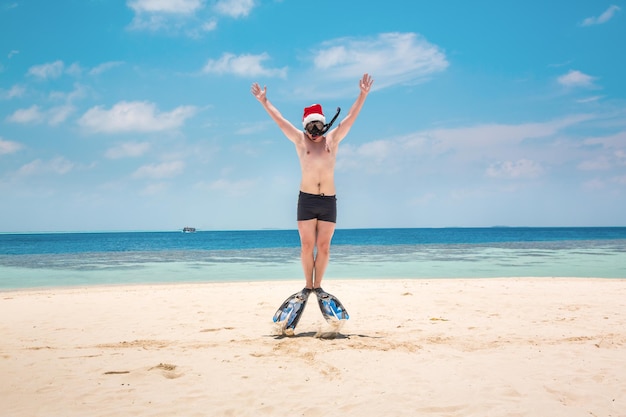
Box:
[149,363,183,379]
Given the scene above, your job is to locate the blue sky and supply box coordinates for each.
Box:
[1,1,625,232]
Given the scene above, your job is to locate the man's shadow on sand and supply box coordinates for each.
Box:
[269,332,382,340]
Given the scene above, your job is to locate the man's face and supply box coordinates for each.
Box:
[305,121,324,139]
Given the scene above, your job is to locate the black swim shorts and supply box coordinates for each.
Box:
[297,191,337,223]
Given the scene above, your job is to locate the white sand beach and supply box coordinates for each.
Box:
[1,278,625,417]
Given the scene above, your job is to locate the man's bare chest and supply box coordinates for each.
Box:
[300,143,334,164]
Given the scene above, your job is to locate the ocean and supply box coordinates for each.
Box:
[1,227,625,290]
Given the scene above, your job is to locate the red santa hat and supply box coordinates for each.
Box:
[302,104,326,128]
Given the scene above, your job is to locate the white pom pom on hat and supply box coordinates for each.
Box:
[302,104,326,128]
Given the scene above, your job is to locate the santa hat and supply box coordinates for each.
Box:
[302,104,326,128]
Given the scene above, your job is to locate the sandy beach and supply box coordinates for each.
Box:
[1,278,625,417]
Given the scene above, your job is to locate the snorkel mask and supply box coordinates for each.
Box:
[303,106,341,137]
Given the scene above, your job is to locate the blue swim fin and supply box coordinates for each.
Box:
[273,288,312,331]
[314,288,349,322]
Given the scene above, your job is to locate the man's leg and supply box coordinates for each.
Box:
[312,220,336,289]
[297,219,317,289]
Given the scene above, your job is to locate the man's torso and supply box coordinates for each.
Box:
[296,133,337,195]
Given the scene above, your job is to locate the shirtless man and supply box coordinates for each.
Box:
[251,73,373,291]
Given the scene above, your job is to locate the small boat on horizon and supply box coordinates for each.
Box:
[182,227,196,233]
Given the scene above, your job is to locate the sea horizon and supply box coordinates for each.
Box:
[2,224,626,234]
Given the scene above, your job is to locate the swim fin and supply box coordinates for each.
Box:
[314,288,349,323]
[273,288,312,333]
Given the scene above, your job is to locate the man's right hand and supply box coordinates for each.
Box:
[251,83,267,103]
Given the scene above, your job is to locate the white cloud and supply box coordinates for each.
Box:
[486,159,544,179]
[128,0,203,14]
[105,142,152,159]
[581,5,621,26]
[202,52,287,77]
[8,50,19,59]
[6,85,85,125]
[338,140,397,173]
[201,19,217,31]
[66,62,83,77]
[338,114,593,176]
[584,131,626,150]
[78,101,197,133]
[576,95,603,103]
[25,60,110,79]
[27,60,65,79]
[6,104,75,125]
[311,32,448,86]
[0,137,22,155]
[48,105,76,125]
[89,61,124,75]
[1,84,25,99]
[557,70,596,88]
[127,0,211,33]
[128,13,167,31]
[126,0,252,35]
[49,83,89,103]
[581,131,626,170]
[578,156,612,171]
[132,161,185,179]
[214,0,255,18]
[6,105,45,124]
[423,114,592,152]
[16,157,74,176]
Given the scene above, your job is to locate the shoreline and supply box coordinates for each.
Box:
[2,278,625,416]
[2,274,626,293]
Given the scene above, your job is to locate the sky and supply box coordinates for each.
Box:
[1,0,625,232]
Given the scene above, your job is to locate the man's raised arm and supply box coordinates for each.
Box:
[251,83,301,143]
[329,73,374,144]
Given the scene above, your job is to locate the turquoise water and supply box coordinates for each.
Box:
[1,228,625,289]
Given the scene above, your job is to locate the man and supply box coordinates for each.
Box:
[251,74,373,293]
[251,73,373,291]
